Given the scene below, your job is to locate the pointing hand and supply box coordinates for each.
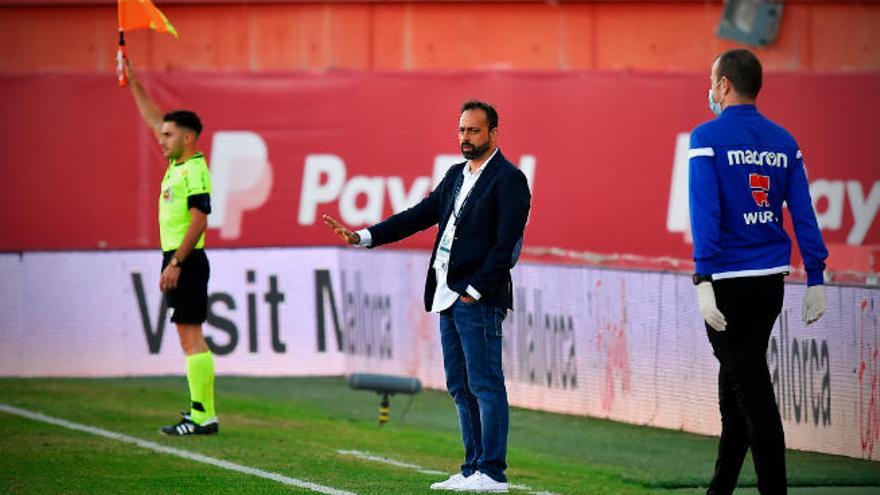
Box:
[322,214,360,245]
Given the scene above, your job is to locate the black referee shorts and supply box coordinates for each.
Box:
[162,249,210,325]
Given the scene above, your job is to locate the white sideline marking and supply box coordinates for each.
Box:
[336,449,560,495]
[0,403,357,495]
[337,449,446,475]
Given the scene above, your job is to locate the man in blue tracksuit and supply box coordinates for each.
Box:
[689,49,828,494]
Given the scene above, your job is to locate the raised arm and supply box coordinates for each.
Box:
[121,58,163,139]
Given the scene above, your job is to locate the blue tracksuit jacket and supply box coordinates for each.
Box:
[688,104,828,286]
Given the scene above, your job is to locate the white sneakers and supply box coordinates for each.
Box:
[430,473,468,490]
[454,472,509,492]
[430,472,509,493]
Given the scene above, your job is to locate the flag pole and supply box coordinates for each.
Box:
[116,29,128,87]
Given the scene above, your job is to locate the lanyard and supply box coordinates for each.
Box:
[450,172,478,225]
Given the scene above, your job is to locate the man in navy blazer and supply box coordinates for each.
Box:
[323,100,530,492]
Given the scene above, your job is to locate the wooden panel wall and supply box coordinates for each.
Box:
[1,1,877,72]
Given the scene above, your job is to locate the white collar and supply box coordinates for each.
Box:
[463,148,498,177]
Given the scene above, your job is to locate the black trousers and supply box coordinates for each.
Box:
[705,274,786,495]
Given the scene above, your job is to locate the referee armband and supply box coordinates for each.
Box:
[187,193,212,215]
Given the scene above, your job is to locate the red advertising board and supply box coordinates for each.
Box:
[0,71,877,272]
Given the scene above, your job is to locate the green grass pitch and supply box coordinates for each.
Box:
[1,377,878,494]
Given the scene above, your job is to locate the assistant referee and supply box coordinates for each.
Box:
[122,59,218,436]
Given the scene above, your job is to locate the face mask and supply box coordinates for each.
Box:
[708,88,722,116]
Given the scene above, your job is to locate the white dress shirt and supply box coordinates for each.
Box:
[356,149,497,312]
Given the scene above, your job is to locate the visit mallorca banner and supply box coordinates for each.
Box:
[0,249,877,461]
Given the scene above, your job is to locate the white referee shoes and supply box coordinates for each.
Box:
[430,471,509,493]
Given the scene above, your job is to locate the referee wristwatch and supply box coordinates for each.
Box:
[692,273,712,285]
[170,256,182,268]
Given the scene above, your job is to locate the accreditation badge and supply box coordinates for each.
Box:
[433,226,456,273]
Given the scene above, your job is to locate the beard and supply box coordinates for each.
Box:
[461,141,489,160]
[164,142,184,161]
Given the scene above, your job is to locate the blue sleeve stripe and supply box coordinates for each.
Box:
[688,147,714,159]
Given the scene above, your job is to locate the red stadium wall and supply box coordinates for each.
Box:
[0,1,878,73]
[0,70,877,280]
[1,1,877,277]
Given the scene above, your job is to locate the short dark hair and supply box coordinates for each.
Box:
[717,48,762,99]
[163,110,203,135]
[460,100,498,130]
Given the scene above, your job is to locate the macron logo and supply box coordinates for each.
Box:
[727,149,788,168]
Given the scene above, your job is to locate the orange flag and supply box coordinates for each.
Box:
[118,0,178,37]
[116,0,177,87]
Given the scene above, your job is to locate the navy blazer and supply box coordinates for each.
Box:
[367,150,531,311]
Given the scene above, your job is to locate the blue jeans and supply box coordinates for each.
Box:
[440,299,509,483]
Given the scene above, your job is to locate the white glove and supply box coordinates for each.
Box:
[697,281,727,332]
[802,285,826,325]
